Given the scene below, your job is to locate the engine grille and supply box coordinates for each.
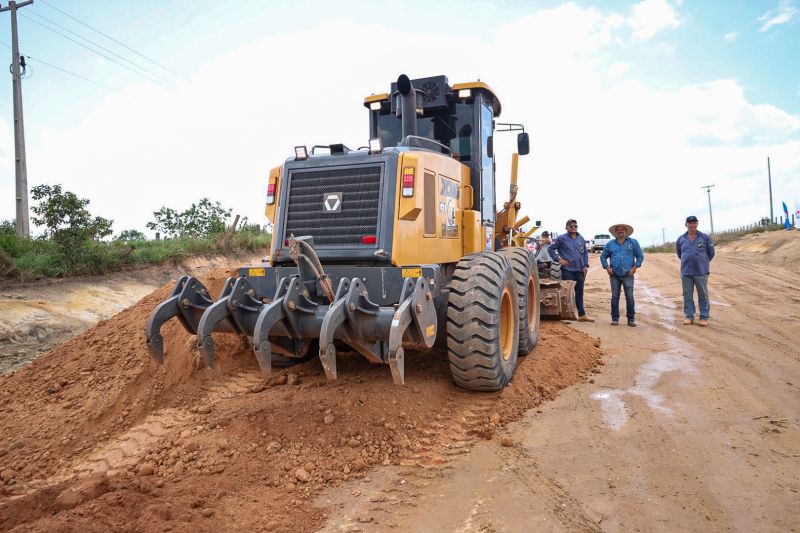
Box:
[284,165,382,247]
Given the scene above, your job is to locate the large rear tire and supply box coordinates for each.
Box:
[446,252,519,391]
[499,248,541,356]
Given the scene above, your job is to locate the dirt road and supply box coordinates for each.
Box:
[318,252,800,532]
[1,241,798,532]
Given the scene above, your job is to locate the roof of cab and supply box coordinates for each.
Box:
[362,80,502,117]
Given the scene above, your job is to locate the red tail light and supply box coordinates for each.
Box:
[361,235,377,245]
[402,167,415,198]
[266,182,277,205]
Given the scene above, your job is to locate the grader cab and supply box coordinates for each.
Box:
[145,74,576,391]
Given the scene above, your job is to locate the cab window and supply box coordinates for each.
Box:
[372,101,474,161]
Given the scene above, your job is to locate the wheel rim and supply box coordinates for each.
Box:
[500,287,514,361]
[526,275,538,330]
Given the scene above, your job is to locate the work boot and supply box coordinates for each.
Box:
[611,320,619,326]
[578,315,595,323]
[627,320,637,327]
[697,319,709,327]
[682,318,693,325]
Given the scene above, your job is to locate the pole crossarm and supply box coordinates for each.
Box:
[701,184,715,234]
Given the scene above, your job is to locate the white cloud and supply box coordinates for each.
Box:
[4,1,799,246]
[758,0,799,32]
[627,0,682,41]
[607,62,631,79]
[723,32,739,42]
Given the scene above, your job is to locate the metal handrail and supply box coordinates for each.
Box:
[399,135,452,156]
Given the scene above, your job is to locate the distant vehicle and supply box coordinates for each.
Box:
[591,233,612,253]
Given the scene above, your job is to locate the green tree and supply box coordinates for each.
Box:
[0,219,15,237]
[147,198,232,238]
[31,185,113,246]
[115,229,147,242]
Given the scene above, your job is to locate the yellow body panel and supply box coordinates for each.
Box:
[391,152,470,266]
[363,93,389,106]
[462,209,483,256]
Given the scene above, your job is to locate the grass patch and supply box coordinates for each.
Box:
[644,223,788,253]
[644,242,675,253]
[0,232,270,282]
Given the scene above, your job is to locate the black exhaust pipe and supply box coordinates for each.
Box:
[396,74,417,139]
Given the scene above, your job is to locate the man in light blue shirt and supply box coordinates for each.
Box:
[600,223,644,327]
[676,215,715,326]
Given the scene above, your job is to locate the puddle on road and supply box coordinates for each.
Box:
[710,300,731,307]
[592,283,699,430]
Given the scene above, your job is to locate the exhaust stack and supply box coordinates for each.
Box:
[396,74,417,139]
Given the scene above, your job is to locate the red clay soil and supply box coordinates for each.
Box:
[0,269,603,532]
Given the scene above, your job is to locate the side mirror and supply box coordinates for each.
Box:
[486,135,494,158]
[517,132,530,155]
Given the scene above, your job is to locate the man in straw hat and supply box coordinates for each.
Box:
[600,223,644,327]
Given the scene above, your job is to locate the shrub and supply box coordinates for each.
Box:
[0,219,15,236]
[147,198,232,238]
[115,229,147,242]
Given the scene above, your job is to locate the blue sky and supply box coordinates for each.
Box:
[0,0,798,245]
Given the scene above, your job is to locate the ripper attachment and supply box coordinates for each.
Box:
[144,236,437,384]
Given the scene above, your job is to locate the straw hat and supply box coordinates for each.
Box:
[608,223,634,237]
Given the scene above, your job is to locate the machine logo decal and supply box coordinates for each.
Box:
[323,192,342,213]
[439,177,459,238]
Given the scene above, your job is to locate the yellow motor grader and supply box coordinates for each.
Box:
[145,74,576,391]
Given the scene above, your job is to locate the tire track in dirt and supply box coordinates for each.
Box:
[67,371,267,479]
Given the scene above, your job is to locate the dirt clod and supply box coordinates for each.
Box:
[295,468,310,482]
[55,473,109,510]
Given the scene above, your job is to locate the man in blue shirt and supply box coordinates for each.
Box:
[548,219,594,322]
[600,223,644,327]
[676,215,716,326]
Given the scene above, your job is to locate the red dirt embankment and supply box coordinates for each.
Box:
[0,269,603,532]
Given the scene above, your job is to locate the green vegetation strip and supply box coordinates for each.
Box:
[0,232,270,281]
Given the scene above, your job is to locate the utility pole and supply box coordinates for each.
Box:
[701,184,715,234]
[1,0,33,238]
[767,156,773,223]
[661,227,666,244]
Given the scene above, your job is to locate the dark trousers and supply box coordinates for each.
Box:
[610,275,635,321]
[562,269,586,316]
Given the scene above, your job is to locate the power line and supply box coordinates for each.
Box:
[19,13,174,89]
[28,54,123,94]
[22,9,177,87]
[38,0,190,83]
[0,39,124,94]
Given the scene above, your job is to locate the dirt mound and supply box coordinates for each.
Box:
[717,230,800,273]
[0,254,261,376]
[0,269,603,532]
